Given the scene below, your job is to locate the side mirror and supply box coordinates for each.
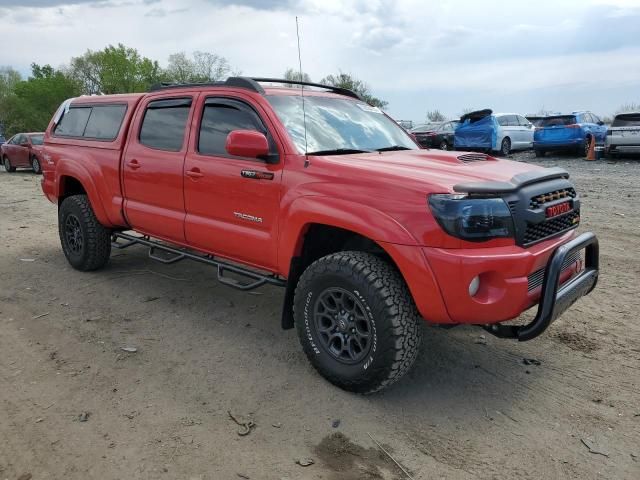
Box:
[226,130,269,159]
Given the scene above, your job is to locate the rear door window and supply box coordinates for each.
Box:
[517,115,531,126]
[139,98,192,152]
[83,105,127,140]
[54,107,92,137]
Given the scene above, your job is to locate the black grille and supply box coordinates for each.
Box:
[457,153,489,163]
[530,188,576,209]
[527,250,581,291]
[523,210,580,246]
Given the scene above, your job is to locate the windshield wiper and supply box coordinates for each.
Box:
[307,148,372,156]
[375,145,412,152]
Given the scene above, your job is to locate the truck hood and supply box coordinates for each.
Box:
[319,149,553,193]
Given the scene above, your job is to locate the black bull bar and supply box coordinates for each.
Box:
[483,232,599,341]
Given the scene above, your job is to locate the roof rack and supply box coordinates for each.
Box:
[149,77,361,100]
[249,77,362,100]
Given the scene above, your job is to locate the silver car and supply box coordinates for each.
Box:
[606,112,640,157]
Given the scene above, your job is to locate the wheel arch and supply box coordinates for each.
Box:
[57,170,111,227]
[278,196,421,330]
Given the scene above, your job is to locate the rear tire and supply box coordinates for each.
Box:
[439,140,449,151]
[3,156,16,172]
[500,137,511,156]
[31,155,42,174]
[534,149,546,158]
[294,251,422,394]
[58,195,111,271]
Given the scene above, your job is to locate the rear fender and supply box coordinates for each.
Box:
[56,160,112,227]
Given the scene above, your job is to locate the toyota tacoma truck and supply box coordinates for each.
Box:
[40,77,599,394]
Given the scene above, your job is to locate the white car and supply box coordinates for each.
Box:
[606,112,640,157]
[494,113,535,155]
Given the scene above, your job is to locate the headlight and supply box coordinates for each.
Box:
[428,194,515,241]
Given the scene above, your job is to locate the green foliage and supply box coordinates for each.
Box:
[320,72,388,109]
[426,110,446,122]
[69,44,163,94]
[0,46,387,135]
[0,64,81,136]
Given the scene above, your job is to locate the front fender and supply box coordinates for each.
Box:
[56,160,113,227]
[277,195,419,275]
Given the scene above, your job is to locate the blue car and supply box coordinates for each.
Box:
[533,111,607,157]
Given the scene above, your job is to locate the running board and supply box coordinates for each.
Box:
[111,232,286,291]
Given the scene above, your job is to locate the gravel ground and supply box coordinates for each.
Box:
[0,151,638,480]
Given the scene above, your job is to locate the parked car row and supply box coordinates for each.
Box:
[408,108,634,158]
[1,132,45,173]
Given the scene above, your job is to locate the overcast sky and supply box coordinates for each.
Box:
[1,0,639,121]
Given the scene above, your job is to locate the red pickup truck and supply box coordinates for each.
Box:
[41,77,599,393]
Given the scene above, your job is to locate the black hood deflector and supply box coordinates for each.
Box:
[453,167,570,194]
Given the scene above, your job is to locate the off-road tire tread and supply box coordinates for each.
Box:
[59,195,111,271]
[294,251,422,394]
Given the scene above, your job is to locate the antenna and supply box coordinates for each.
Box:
[296,16,310,167]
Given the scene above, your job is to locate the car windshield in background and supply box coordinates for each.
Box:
[540,116,577,127]
[267,95,417,155]
[30,134,44,145]
[612,113,640,127]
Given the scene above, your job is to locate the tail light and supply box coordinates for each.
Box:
[606,129,612,136]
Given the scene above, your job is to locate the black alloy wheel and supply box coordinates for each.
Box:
[313,287,373,364]
[64,214,84,255]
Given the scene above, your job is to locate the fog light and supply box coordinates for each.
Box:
[469,276,480,297]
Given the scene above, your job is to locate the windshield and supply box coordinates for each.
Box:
[30,134,44,145]
[267,95,417,154]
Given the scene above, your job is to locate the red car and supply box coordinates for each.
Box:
[40,78,599,393]
[2,132,45,173]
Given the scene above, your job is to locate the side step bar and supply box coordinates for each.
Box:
[111,232,286,292]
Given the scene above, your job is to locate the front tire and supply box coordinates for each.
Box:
[58,195,111,271]
[439,140,449,151]
[294,251,422,394]
[31,155,42,174]
[3,156,16,172]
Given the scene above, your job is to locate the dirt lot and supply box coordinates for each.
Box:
[1,152,638,480]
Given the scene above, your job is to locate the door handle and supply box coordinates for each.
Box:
[127,159,141,169]
[185,168,204,179]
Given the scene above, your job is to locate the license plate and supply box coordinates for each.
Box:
[546,201,572,218]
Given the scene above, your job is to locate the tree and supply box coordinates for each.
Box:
[69,44,162,94]
[283,68,312,83]
[0,67,23,135]
[319,72,388,109]
[165,51,233,83]
[1,64,81,135]
[426,110,446,122]
[616,102,639,113]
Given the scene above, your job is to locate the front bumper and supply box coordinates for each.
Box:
[420,231,598,337]
[484,232,598,340]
